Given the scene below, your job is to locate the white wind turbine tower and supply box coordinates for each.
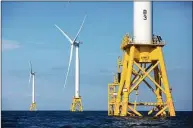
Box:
[29,61,37,111]
[55,15,87,112]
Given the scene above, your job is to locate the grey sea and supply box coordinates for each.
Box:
[1,111,192,128]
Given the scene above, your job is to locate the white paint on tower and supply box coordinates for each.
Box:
[75,46,80,98]
[32,75,35,103]
[133,1,152,44]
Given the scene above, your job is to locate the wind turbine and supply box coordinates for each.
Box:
[55,15,87,112]
[29,61,37,111]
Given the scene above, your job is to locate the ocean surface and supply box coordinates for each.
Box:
[1,111,192,128]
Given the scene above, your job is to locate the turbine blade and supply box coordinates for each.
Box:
[55,24,73,44]
[73,14,87,42]
[64,45,74,88]
[29,61,32,73]
[28,73,31,86]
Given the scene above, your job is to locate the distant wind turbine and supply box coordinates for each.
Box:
[55,14,87,111]
[28,61,37,111]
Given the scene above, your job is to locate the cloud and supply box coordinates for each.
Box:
[2,39,22,51]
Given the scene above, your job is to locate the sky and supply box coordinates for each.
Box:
[1,2,192,111]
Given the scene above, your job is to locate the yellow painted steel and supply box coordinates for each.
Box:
[29,102,36,111]
[71,97,83,112]
[108,34,176,117]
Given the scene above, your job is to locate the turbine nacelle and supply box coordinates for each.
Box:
[28,61,36,86]
[78,41,83,44]
[73,41,83,47]
[31,72,36,75]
